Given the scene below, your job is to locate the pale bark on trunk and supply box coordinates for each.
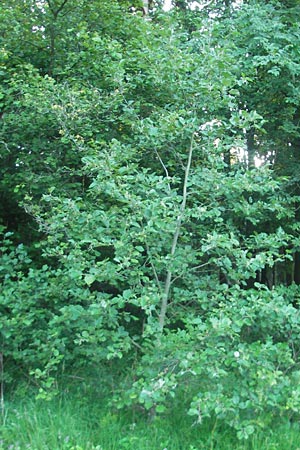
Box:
[142,0,149,14]
[158,133,195,331]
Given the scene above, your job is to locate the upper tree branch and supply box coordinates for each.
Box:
[46,0,69,18]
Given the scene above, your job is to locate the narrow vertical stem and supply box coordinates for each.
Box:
[158,133,194,331]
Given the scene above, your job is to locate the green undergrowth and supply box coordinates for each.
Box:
[1,390,300,450]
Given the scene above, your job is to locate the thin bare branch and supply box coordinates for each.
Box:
[46,0,69,18]
[145,242,162,294]
[170,261,211,286]
[56,0,69,16]
[45,0,55,15]
[155,149,171,191]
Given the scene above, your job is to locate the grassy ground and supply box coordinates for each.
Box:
[1,393,300,450]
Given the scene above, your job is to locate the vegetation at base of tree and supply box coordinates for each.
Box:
[1,389,300,450]
[1,0,300,441]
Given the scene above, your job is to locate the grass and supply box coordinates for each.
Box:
[1,392,300,450]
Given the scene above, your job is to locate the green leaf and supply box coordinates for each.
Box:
[84,274,96,286]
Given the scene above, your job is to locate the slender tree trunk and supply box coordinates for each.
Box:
[294,251,300,284]
[224,148,231,171]
[174,0,187,9]
[142,0,154,15]
[158,134,194,331]
[246,128,255,169]
[142,0,149,14]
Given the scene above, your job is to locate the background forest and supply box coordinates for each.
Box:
[1,0,300,447]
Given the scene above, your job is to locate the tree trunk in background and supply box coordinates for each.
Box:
[223,148,231,171]
[142,0,153,14]
[174,0,187,10]
[246,128,255,169]
[294,251,300,284]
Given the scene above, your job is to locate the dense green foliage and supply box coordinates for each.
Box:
[1,0,300,440]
